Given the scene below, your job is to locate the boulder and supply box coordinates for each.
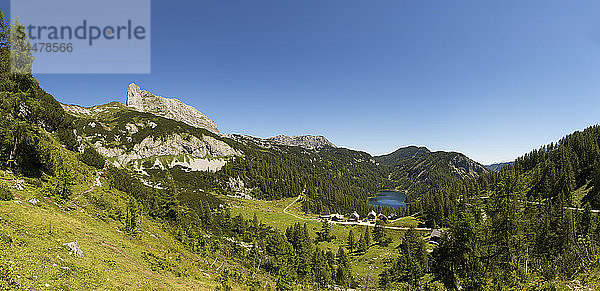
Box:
[62,241,84,258]
[13,180,24,190]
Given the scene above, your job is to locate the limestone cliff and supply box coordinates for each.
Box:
[126,83,220,134]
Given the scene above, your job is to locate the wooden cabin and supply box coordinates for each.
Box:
[348,212,360,222]
[367,210,377,220]
[378,213,388,223]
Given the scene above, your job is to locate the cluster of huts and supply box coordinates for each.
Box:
[319,210,398,223]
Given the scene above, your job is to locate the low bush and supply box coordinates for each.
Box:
[0,185,13,201]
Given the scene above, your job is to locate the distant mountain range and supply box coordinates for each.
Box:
[484,161,514,172]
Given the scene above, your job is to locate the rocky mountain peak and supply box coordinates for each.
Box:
[126,83,220,134]
[126,83,144,108]
[267,135,335,149]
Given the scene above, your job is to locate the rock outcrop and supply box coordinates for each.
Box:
[448,154,488,178]
[126,83,220,134]
[267,135,335,149]
[93,133,241,166]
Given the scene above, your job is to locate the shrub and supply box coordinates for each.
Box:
[0,185,13,201]
[80,147,105,169]
[56,126,78,151]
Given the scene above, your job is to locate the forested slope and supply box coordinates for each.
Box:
[387,125,600,290]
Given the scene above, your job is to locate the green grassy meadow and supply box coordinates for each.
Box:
[222,194,432,284]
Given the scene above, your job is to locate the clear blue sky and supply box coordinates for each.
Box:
[3,1,600,164]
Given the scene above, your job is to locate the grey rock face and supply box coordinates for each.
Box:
[267,135,335,149]
[449,155,488,178]
[93,133,241,166]
[126,83,220,134]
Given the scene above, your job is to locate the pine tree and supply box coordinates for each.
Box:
[373,220,385,243]
[55,167,74,200]
[364,226,371,247]
[347,229,355,252]
[9,19,34,74]
[162,173,180,221]
[124,198,139,235]
[276,264,295,291]
[252,212,260,230]
[318,220,332,242]
[336,247,351,287]
[381,228,427,288]
[357,234,367,254]
[581,202,592,236]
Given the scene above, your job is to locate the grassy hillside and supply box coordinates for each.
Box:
[0,169,225,290]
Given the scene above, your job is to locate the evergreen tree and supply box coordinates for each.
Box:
[357,234,367,254]
[124,198,139,235]
[380,228,427,288]
[373,221,391,246]
[276,264,295,291]
[318,220,332,242]
[580,202,592,236]
[364,227,371,247]
[373,220,384,243]
[55,167,74,200]
[347,229,355,252]
[9,19,34,74]
[433,208,485,290]
[312,249,332,288]
[335,247,351,288]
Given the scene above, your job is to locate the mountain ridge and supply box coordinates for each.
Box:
[375,146,488,191]
[267,134,335,149]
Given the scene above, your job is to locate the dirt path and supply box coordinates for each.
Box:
[283,195,312,221]
[73,171,103,201]
[478,196,600,213]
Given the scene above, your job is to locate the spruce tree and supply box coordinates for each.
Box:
[347,229,355,252]
[124,198,139,235]
[336,247,351,287]
[364,226,371,247]
[581,202,592,236]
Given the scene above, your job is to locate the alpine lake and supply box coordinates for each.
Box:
[368,190,407,208]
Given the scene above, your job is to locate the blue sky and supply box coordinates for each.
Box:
[3,1,600,164]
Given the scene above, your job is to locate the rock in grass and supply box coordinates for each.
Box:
[62,241,84,258]
[27,198,38,205]
[13,180,24,190]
